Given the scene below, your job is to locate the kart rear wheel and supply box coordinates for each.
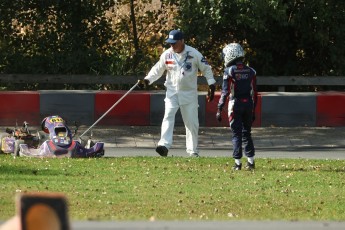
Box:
[13,140,24,157]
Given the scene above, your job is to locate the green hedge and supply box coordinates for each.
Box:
[0,0,344,78]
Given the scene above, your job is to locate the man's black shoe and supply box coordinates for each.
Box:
[190,152,200,157]
[232,163,242,170]
[156,145,168,157]
[245,162,255,170]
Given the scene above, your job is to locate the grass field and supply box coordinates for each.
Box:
[1,155,345,221]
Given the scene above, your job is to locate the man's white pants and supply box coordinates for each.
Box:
[157,96,199,154]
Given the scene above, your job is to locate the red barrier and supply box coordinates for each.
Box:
[94,91,151,126]
[0,91,40,126]
[205,92,229,127]
[253,94,262,127]
[316,92,345,126]
[205,92,261,127]
[4,91,345,128]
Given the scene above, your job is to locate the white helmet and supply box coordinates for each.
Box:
[222,43,245,67]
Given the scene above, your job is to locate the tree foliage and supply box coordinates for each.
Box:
[176,0,345,76]
[0,0,344,80]
[0,0,115,74]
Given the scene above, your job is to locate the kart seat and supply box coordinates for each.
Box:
[55,127,67,137]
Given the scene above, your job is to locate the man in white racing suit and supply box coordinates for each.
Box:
[142,30,216,157]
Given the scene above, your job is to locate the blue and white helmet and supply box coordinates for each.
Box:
[222,43,245,67]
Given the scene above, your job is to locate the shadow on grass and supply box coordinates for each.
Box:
[0,164,61,176]
[261,158,345,173]
[265,166,345,173]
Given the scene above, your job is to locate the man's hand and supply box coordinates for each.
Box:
[137,79,150,89]
[207,84,215,102]
[216,109,222,122]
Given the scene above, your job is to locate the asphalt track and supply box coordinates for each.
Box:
[2,126,345,229]
[71,220,345,230]
[89,126,345,160]
[104,147,345,159]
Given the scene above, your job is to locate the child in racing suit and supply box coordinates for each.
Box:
[216,43,257,170]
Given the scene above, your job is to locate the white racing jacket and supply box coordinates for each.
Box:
[145,45,216,105]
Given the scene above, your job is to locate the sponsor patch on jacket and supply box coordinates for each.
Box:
[201,57,209,65]
[183,62,192,72]
[166,53,173,59]
[235,73,249,80]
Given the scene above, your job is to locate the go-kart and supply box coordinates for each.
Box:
[0,115,104,158]
[0,121,42,156]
